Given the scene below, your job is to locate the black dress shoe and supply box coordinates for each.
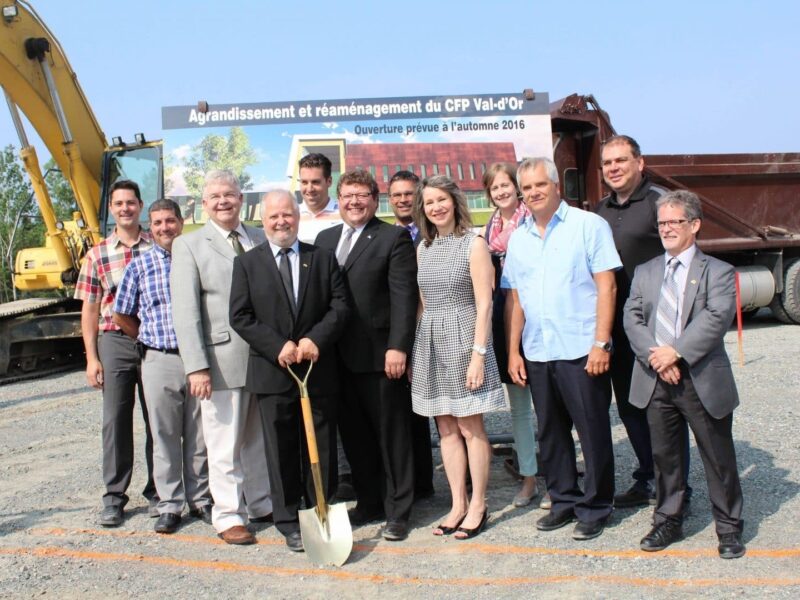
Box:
[348,505,385,526]
[383,519,409,541]
[154,512,182,534]
[249,513,274,524]
[285,530,304,552]
[718,532,746,559]
[189,505,213,524]
[335,475,357,502]
[535,510,574,531]
[640,521,683,551]
[572,516,609,540]
[99,505,124,527]
[614,483,655,508]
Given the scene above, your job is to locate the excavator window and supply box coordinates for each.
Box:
[99,145,163,236]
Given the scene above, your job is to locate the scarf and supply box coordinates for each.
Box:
[487,202,529,255]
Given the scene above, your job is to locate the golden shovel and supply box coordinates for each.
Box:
[287,361,353,566]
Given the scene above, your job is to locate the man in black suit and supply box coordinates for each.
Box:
[229,190,349,553]
[388,170,434,500]
[316,169,418,541]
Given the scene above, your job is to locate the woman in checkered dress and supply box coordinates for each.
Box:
[410,175,504,540]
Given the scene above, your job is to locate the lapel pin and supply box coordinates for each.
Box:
[690,279,697,285]
[302,263,308,268]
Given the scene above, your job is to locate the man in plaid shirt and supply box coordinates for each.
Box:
[75,180,158,527]
[113,199,211,534]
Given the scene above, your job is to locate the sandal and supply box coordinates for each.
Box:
[454,510,489,540]
[433,514,466,536]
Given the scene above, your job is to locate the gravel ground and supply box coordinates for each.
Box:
[1,310,798,599]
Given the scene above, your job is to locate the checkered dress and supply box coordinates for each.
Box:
[411,231,504,417]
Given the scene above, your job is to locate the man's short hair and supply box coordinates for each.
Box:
[336,168,379,198]
[517,157,559,185]
[656,189,703,221]
[203,169,241,195]
[601,134,642,158]
[148,198,183,220]
[299,153,332,179]
[261,189,299,217]
[388,170,420,189]
[109,179,142,202]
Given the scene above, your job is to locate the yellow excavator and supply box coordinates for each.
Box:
[0,0,162,382]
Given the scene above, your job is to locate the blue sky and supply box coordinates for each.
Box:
[2,0,799,160]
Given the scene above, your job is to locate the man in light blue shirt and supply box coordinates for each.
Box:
[503,157,621,540]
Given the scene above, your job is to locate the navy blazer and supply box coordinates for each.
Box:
[229,241,349,396]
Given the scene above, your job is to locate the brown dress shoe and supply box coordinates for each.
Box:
[218,525,256,545]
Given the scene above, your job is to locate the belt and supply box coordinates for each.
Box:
[145,345,180,355]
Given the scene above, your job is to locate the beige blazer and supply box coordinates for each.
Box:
[171,221,266,389]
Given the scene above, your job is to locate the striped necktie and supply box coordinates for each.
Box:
[655,257,680,347]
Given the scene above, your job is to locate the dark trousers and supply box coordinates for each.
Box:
[411,413,434,494]
[610,326,654,485]
[647,369,743,535]
[612,324,692,489]
[338,371,414,521]
[257,392,336,536]
[526,356,614,522]
[97,331,157,508]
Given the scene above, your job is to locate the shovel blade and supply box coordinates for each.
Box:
[298,501,352,567]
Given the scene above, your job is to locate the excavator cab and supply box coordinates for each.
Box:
[99,142,163,236]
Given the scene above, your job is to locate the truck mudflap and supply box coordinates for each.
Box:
[0,298,85,385]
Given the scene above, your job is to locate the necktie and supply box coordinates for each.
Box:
[228,230,245,256]
[655,257,680,347]
[278,247,296,315]
[337,226,355,266]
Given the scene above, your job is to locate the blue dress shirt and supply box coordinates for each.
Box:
[502,201,622,362]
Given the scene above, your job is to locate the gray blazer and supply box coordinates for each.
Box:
[623,247,739,419]
[171,221,266,390]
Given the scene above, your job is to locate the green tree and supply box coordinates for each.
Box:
[182,127,258,199]
[42,158,77,220]
[0,144,37,303]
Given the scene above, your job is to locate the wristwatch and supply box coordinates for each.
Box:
[472,344,487,356]
[593,340,612,352]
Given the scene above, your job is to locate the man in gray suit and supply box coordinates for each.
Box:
[624,190,745,559]
[171,170,272,545]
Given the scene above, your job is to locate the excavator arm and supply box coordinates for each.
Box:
[1,0,106,289]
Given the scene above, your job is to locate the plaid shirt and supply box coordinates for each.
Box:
[74,229,153,332]
[113,244,177,350]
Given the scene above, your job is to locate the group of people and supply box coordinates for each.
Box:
[76,136,746,560]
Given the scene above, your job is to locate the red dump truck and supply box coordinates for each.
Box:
[550,93,800,323]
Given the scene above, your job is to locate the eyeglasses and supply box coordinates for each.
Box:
[206,191,240,202]
[657,219,692,229]
[340,193,373,201]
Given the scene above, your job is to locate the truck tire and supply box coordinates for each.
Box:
[780,257,800,323]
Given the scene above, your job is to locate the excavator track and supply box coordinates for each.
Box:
[0,298,85,385]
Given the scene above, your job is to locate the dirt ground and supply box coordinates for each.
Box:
[1,312,799,598]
